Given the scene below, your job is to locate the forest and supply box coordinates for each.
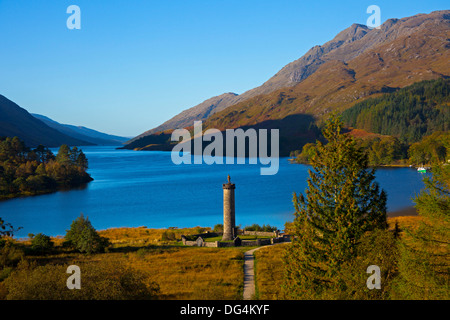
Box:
[294,131,449,167]
[294,78,450,166]
[341,78,449,144]
[0,137,93,200]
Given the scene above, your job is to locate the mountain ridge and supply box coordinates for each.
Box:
[32,113,128,146]
[129,10,449,144]
[124,10,450,156]
[0,94,94,148]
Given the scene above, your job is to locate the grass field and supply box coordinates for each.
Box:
[1,226,249,300]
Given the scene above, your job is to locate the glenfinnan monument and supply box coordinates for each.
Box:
[222,175,236,241]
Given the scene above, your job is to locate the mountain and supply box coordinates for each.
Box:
[32,114,128,146]
[124,10,450,155]
[129,92,238,143]
[0,94,94,148]
[130,10,450,143]
[127,22,372,143]
[204,10,449,129]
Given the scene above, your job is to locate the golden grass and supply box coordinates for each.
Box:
[254,244,287,300]
[387,216,423,231]
[35,226,211,247]
[98,226,211,245]
[126,247,244,299]
[6,226,247,300]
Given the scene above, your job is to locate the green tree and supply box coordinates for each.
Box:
[283,114,388,299]
[392,163,450,299]
[75,150,88,170]
[213,224,223,233]
[55,144,71,165]
[295,143,317,164]
[64,214,110,254]
[30,233,54,254]
[408,132,449,166]
[33,145,54,163]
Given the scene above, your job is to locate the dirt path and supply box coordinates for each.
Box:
[243,247,262,300]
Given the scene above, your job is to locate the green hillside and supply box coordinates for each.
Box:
[342,78,450,144]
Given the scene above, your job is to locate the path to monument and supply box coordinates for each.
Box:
[243,247,262,300]
[243,243,288,300]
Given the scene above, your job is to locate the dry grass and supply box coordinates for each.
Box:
[98,226,211,246]
[4,226,247,300]
[254,244,287,300]
[387,216,423,231]
[126,246,244,299]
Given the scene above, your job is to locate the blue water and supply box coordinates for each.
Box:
[0,146,425,238]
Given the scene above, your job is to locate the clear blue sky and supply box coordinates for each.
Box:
[0,0,447,137]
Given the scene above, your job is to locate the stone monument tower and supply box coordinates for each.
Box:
[222,175,236,241]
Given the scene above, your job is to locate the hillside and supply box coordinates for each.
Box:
[0,95,93,148]
[32,114,128,146]
[127,10,450,150]
[129,92,238,143]
[341,78,450,143]
[204,11,449,128]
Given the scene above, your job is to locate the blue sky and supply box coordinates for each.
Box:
[0,0,448,137]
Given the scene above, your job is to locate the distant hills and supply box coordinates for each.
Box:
[125,10,450,155]
[32,114,129,146]
[0,95,93,147]
[0,94,127,147]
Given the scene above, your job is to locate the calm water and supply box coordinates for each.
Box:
[0,146,425,237]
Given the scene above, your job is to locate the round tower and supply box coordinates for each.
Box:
[222,175,236,241]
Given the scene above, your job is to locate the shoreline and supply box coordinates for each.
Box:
[387,206,417,217]
[288,158,422,169]
[13,208,417,241]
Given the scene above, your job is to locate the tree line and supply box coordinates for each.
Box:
[294,131,449,167]
[293,78,450,166]
[0,137,93,200]
[341,78,449,144]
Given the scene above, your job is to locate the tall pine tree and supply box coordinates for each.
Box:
[283,114,388,299]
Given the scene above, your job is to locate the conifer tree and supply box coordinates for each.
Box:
[75,150,88,170]
[393,163,449,299]
[55,144,71,165]
[283,114,388,299]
